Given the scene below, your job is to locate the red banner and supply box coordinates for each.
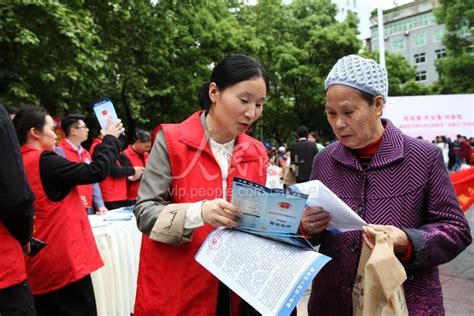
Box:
[450,167,474,213]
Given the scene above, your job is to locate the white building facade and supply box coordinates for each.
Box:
[368,0,444,85]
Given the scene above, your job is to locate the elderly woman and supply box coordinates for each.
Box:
[301,55,471,315]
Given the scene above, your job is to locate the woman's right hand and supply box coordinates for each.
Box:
[102,118,124,138]
[201,199,241,228]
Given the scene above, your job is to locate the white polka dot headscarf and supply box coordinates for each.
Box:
[324,55,388,103]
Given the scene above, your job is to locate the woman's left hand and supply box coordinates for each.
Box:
[362,224,409,255]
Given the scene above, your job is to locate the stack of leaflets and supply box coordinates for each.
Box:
[195,178,332,315]
[104,207,134,221]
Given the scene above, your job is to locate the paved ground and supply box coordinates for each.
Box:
[297,206,474,315]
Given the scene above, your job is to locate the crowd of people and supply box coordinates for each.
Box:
[1,54,471,316]
[267,131,473,191]
[431,134,474,171]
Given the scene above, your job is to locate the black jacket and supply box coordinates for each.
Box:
[290,139,318,183]
[0,106,35,245]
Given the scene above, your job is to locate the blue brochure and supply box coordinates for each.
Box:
[92,98,119,130]
[231,177,308,235]
[195,178,329,315]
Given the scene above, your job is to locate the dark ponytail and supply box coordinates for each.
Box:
[198,54,269,110]
[198,81,212,110]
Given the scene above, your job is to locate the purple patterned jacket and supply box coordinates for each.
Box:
[308,119,471,316]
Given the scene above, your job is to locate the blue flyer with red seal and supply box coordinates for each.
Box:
[231,177,308,235]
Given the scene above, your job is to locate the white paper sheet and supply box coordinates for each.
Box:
[195,228,331,315]
[290,180,367,232]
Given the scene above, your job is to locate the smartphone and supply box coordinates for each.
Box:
[28,238,47,257]
[92,98,120,131]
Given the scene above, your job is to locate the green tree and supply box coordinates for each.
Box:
[0,0,369,144]
[0,1,107,114]
[434,0,474,93]
[238,0,361,145]
[0,1,262,137]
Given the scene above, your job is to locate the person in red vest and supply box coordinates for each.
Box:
[56,114,108,215]
[13,106,123,315]
[459,135,472,165]
[123,130,151,204]
[0,105,36,315]
[90,132,143,209]
[123,130,150,204]
[134,54,269,315]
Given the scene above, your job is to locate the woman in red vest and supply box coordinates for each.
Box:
[13,107,123,315]
[90,133,143,209]
[134,54,269,315]
[123,130,150,203]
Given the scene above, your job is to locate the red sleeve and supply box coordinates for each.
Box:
[399,238,413,262]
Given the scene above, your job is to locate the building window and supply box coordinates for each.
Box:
[415,71,427,82]
[393,39,405,51]
[413,34,426,47]
[435,48,446,59]
[353,0,357,7]
[433,28,444,42]
[381,12,436,38]
[414,53,426,64]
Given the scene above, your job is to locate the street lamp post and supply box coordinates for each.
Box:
[377,1,386,69]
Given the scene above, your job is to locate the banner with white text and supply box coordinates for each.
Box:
[383,94,474,141]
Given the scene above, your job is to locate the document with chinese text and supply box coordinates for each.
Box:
[195,228,331,315]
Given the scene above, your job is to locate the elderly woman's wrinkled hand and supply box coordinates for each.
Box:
[201,199,241,228]
[362,224,409,255]
[301,206,331,235]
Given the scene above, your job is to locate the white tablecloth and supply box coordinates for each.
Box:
[89,213,142,315]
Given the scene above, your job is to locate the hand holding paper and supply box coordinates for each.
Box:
[201,198,241,228]
[290,180,367,232]
[102,117,124,138]
[92,98,124,138]
[300,206,331,235]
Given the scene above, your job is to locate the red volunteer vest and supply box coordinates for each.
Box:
[21,145,103,295]
[0,223,26,289]
[58,139,94,207]
[90,137,127,203]
[98,162,128,202]
[123,145,149,200]
[89,137,102,156]
[134,112,268,315]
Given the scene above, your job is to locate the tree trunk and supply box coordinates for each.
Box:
[121,79,135,144]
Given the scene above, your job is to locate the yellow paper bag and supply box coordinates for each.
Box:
[352,232,408,316]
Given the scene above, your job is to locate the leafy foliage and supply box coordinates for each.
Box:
[434,0,474,93]
[0,0,430,145]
